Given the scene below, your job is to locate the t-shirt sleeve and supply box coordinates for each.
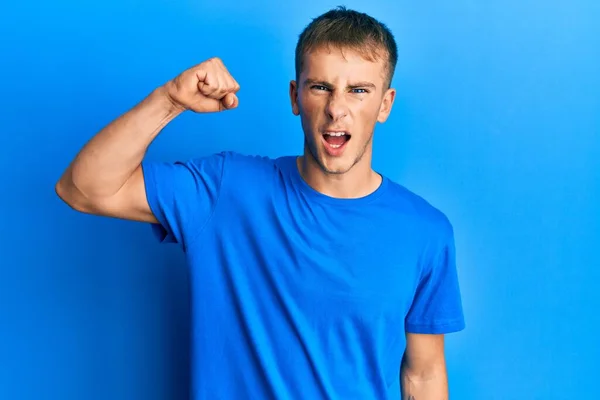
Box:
[140,151,228,248]
[405,221,466,334]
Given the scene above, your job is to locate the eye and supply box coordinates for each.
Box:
[352,88,368,94]
[311,85,329,91]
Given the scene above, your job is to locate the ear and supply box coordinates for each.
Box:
[289,80,300,116]
[377,87,396,123]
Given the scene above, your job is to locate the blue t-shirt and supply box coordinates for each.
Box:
[141,151,465,399]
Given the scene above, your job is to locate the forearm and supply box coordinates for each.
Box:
[400,359,448,400]
[58,85,182,200]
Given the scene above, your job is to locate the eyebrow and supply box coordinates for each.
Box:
[304,78,377,90]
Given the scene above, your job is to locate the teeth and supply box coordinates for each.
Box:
[330,144,342,148]
[325,132,346,137]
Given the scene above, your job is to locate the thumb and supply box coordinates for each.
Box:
[221,92,238,110]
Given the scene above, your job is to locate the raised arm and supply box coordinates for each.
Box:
[400,333,448,399]
[55,57,240,222]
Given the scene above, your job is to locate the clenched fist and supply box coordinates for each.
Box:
[163,57,240,113]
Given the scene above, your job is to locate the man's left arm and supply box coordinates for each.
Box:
[400,333,448,399]
[400,218,466,399]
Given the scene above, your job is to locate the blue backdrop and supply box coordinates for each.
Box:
[1,0,598,399]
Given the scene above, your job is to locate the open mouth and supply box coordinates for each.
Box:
[322,131,351,150]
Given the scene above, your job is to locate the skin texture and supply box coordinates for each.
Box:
[401,333,449,399]
[289,46,396,199]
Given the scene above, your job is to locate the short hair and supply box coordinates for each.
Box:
[295,6,398,89]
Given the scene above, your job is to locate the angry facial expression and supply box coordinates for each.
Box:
[290,46,396,175]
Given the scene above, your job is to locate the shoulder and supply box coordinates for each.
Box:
[182,151,282,178]
[217,151,290,178]
[203,150,280,169]
[204,151,295,196]
[382,177,454,242]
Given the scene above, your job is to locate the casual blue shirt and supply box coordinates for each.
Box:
[141,151,465,399]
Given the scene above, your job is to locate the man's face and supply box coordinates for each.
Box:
[290,46,396,175]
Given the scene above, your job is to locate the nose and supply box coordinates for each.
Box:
[325,91,348,121]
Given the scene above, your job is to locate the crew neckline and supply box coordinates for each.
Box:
[280,155,389,206]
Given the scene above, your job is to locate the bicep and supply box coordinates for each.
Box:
[85,165,157,223]
[59,152,227,247]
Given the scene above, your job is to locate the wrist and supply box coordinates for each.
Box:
[153,84,186,118]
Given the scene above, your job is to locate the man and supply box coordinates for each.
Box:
[56,6,465,400]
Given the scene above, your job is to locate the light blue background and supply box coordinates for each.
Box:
[1,0,598,399]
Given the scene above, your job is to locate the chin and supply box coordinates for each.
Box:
[312,144,360,175]
[318,155,355,175]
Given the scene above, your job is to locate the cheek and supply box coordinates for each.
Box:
[299,97,323,120]
[297,98,321,136]
[352,101,380,123]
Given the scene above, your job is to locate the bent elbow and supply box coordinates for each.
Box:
[54,179,67,202]
[55,178,92,213]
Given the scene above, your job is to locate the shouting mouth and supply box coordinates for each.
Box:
[322,131,351,156]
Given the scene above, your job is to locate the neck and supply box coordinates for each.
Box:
[296,151,382,199]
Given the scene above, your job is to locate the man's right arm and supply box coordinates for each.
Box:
[55,57,240,223]
[55,86,181,223]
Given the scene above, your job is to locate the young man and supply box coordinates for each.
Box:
[56,6,465,400]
